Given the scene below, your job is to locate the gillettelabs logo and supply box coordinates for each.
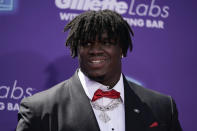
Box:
[0,80,35,111]
[55,0,170,29]
[0,0,17,12]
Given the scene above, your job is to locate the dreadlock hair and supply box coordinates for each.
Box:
[64,9,134,58]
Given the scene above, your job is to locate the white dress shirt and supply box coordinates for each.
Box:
[78,69,125,131]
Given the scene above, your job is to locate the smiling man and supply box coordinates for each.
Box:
[16,10,182,131]
[78,32,122,88]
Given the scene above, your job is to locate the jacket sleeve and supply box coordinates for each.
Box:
[169,98,182,131]
[16,98,40,131]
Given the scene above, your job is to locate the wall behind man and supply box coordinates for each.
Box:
[0,0,196,130]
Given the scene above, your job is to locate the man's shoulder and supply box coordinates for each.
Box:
[21,78,72,107]
[126,80,171,104]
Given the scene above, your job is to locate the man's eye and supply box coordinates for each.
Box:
[80,42,92,47]
[103,42,111,46]
[87,42,92,46]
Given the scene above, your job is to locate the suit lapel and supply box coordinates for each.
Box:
[123,76,158,131]
[68,71,100,131]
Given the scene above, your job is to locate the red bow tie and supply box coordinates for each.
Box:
[92,89,120,101]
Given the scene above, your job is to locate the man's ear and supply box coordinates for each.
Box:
[120,49,124,58]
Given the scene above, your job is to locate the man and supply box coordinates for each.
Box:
[16,10,182,131]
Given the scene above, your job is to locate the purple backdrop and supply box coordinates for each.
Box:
[1,0,197,130]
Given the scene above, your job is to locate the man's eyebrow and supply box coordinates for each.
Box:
[102,38,116,43]
[100,37,112,41]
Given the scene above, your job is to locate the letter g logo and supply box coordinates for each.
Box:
[55,0,71,9]
[0,102,5,110]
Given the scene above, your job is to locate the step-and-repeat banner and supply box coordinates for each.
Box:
[0,0,197,130]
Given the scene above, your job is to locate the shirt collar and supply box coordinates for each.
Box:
[78,69,124,102]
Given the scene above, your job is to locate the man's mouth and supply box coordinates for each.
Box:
[88,58,107,68]
[91,60,105,64]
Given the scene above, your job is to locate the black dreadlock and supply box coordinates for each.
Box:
[64,9,134,58]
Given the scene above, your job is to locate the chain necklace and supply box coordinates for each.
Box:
[91,98,122,123]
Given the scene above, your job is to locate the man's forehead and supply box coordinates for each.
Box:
[87,32,116,41]
[98,32,110,39]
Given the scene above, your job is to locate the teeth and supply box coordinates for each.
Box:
[92,60,104,63]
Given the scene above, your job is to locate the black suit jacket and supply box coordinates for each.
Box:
[16,70,182,131]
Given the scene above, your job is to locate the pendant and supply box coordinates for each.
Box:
[99,111,110,123]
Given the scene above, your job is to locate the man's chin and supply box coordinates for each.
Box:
[87,73,106,83]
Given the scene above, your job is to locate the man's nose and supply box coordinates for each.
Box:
[89,42,104,55]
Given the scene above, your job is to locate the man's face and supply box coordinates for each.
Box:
[78,32,122,87]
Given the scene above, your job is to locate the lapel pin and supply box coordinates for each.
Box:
[133,109,140,113]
